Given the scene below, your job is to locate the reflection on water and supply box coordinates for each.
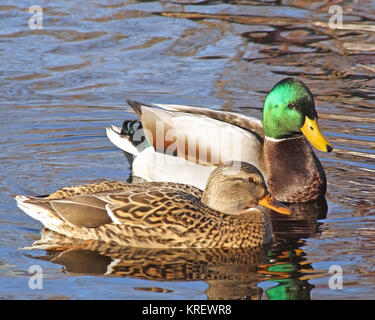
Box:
[25,229,322,300]
[26,229,268,300]
[260,240,318,300]
[1,0,375,299]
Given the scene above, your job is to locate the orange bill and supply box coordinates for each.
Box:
[301,116,333,152]
[257,194,291,215]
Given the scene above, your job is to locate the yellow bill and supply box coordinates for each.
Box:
[301,116,333,152]
[257,194,291,215]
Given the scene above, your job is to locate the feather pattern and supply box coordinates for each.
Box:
[106,99,329,202]
[16,162,290,248]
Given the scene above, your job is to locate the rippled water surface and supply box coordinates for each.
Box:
[1,0,375,300]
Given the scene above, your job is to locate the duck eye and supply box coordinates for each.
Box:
[288,103,296,110]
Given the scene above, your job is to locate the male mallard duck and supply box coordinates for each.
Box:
[16,162,290,248]
[107,77,333,203]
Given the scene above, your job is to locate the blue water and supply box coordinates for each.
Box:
[0,0,375,299]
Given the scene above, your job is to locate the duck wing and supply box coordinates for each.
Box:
[127,100,263,167]
[16,182,204,229]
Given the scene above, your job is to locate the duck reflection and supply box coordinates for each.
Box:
[259,240,316,300]
[270,195,327,240]
[25,229,268,300]
[24,227,324,300]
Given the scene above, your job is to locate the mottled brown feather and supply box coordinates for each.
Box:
[16,162,275,248]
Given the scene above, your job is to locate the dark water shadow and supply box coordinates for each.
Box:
[271,195,328,240]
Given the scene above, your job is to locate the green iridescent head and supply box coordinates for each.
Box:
[262,78,333,152]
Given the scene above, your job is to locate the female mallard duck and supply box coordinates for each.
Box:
[16,162,290,248]
[107,77,333,203]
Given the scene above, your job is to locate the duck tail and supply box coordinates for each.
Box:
[127,100,143,116]
[15,195,64,232]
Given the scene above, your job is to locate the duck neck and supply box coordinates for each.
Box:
[264,134,304,143]
[262,135,326,202]
[263,135,309,172]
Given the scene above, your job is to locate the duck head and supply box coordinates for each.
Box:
[202,161,291,215]
[263,77,333,152]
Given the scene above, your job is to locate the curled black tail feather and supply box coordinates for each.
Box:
[121,120,142,135]
[121,120,146,147]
